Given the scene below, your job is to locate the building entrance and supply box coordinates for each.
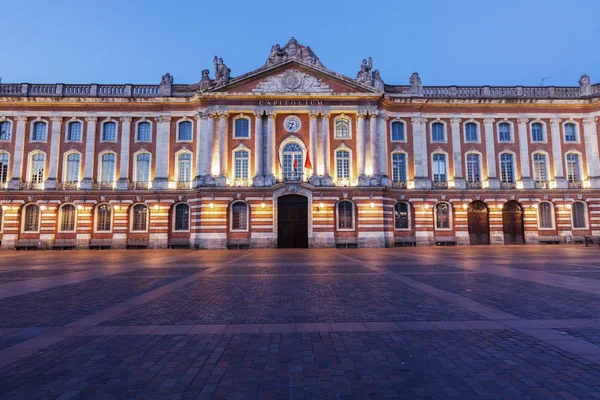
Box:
[277,195,309,248]
[467,201,490,245]
[502,200,525,244]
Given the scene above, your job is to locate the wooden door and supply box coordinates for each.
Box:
[468,201,490,245]
[277,195,308,248]
[502,201,525,244]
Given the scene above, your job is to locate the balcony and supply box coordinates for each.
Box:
[568,180,583,189]
[466,181,482,189]
[535,180,549,189]
[92,181,115,190]
[391,180,407,189]
[432,181,448,189]
[279,172,308,183]
[20,181,44,190]
[57,181,79,190]
[500,181,516,189]
[129,181,151,190]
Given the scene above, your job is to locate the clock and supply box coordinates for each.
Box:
[284,116,301,133]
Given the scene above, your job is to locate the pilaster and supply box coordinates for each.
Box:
[583,117,600,188]
[517,117,534,189]
[253,110,265,186]
[321,112,332,186]
[264,111,277,185]
[152,114,171,189]
[376,112,389,185]
[80,116,97,190]
[45,116,62,189]
[117,116,132,190]
[356,109,367,184]
[8,115,27,189]
[411,117,431,189]
[549,117,567,188]
[450,117,465,189]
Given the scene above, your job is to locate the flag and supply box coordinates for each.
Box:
[304,148,312,170]
[293,157,298,170]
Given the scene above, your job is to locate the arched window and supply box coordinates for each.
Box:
[336,150,350,179]
[23,204,40,232]
[282,142,303,180]
[532,153,548,183]
[466,153,481,183]
[102,121,117,141]
[65,153,80,183]
[432,153,447,183]
[335,118,350,139]
[566,153,581,182]
[391,153,407,183]
[538,202,553,229]
[173,203,190,231]
[564,123,577,142]
[394,202,410,229]
[137,122,151,142]
[59,204,76,232]
[499,122,511,142]
[136,153,151,183]
[67,121,82,141]
[32,121,47,141]
[234,118,250,138]
[465,122,478,142]
[178,121,192,141]
[100,153,116,184]
[337,200,354,230]
[96,204,112,232]
[431,122,445,142]
[177,152,192,184]
[391,121,405,141]
[572,202,587,229]
[435,203,451,229]
[131,204,148,232]
[30,153,45,184]
[0,121,11,141]
[531,122,544,142]
[500,153,514,183]
[0,153,9,184]
[234,150,249,180]
[231,201,248,231]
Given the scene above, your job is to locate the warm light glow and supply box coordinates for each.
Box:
[448,180,455,188]
[1,205,7,211]
[497,203,504,210]
[424,203,430,210]
[532,203,539,210]
[549,180,558,189]
[462,203,468,210]
[77,204,83,210]
[40,205,47,211]
[260,202,266,209]
[515,181,524,189]
[209,202,215,209]
[407,181,415,190]
[114,204,121,211]
[168,181,176,189]
[583,180,591,189]
[154,204,160,210]
[482,180,489,189]
[370,201,375,208]
[319,202,324,209]
[565,203,572,210]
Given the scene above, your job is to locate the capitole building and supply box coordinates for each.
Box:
[0,37,599,250]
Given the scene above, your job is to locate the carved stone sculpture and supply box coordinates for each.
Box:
[160,73,173,85]
[579,74,592,95]
[264,37,324,68]
[409,72,422,95]
[372,69,384,91]
[213,56,231,84]
[356,57,373,86]
[252,69,333,93]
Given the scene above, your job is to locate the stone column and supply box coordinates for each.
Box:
[450,117,465,189]
[583,117,600,188]
[252,110,264,186]
[368,111,378,178]
[215,111,228,186]
[265,111,277,185]
[550,117,567,188]
[193,112,205,186]
[517,117,534,188]
[8,115,28,189]
[116,116,132,190]
[44,116,62,189]
[321,112,332,186]
[308,111,319,185]
[483,118,499,189]
[377,112,389,185]
[80,116,97,190]
[152,115,171,190]
[206,112,216,176]
[356,110,367,184]
[411,117,431,189]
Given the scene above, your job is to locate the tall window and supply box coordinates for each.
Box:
[234,118,250,138]
[96,204,112,232]
[0,153,8,183]
[178,121,192,141]
[336,150,350,179]
[65,153,80,183]
[30,153,45,183]
[394,202,409,229]
[282,142,303,180]
[102,121,116,141]
[23,204,40,232]
[564,123,577,142]
[32,121,47,141]
[465,122,478,142]
[538,202,553,229]
[532,153,547,183]
[431,122,445,142]
[566,153,581,182]
[435,203,450,229]
[499,122,511,142]
[131,204,148,231]
[500,153,514,183]
[531,122,544,142]
[101,153,116,183]
[391,121,405,141]
[335,118,350,139]
[67,121,82,141]
[432,153,447,183]
[234,150,249,180]
[337,201,354,230]
[391,153,407,183]
[0,121,11,141]
[136,153,151,183]
[177,152,191,183]
[137,122,151,142]
[59,204,76,232]
[231,201,248,230]
[174,203,190,231]
[572,202,587,229]
[466,153,481,183]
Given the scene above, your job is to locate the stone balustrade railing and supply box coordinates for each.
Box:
[0,83,162,98]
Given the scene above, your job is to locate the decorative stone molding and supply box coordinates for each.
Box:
[14,115,28,122]
[450,117,462,124]
[50,116,62,123]
[120,116,132,123]
[483,118,495,124]
[550,117,562,124]
[583,117,598,124]
[517,118,529,124]
[253,69,333,93]
[155,115,171,123]
[85,116,97,123]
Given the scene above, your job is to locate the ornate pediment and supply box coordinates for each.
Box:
[252,69,333,93]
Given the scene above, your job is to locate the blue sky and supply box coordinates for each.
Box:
[1,0,598,86]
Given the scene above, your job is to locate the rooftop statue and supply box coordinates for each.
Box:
[356,57,373,86]
[372,69,384,91]
[264,37,324,67]
[213,56,231,84]
[160,73,173,85]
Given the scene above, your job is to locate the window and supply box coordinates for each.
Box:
[67,121,82,141]
[30,153,45,184]
[137,122,151,142]
[234,150,249,181]
[178,121,192,141]
[566,153,581,182]
[59,204,76,232]
[177,152,192,183]
[131,204,148,231]
[391,153,407,183]
[532,153,547,183]
[435,203,450,229]
[572,202,587,229]
[394,202,409,229]
[466,153,481,183]
[0,121,11,140]
[65,153,80,183]
[0,153,8,183]
[231,201,248,231]
[234,118,250,138]
[282,142,303,180]
[432,153,447,183]
[335,118,350,139]
[23,204,40,232]
[391,121,405,141]
[499,122,511,142]
[102,121,117,141]
[465,122,478,142]
[100,153,116,184]
[337,201,354,230]
[174,203,190,231]
[96,204,112,232]
[531,122,544,142]
[336,150,350,179]
[32,121,47,141]
[136,153,151,183]
[431,122,445,142]
[500,153,514,183]
[538,202,553,229]
[564,123,577,142]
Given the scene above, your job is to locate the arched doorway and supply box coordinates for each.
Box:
[467,201,490,245]
[502,200,525,244]
[277,195,308,248]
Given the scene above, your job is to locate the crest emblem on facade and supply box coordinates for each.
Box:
[253,69,332,93]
